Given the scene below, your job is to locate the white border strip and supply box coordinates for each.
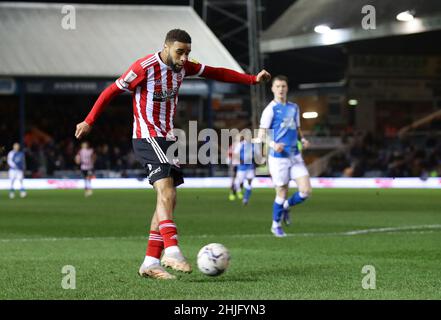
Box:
[1,177,441,190]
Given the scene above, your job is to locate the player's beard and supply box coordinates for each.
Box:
[167,54,183,73]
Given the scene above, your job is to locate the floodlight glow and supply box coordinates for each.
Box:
[302,112,318,119]
[348,99,358,106]
[314,25,331,34]
[396,11,414,22]
[321,29,344,45]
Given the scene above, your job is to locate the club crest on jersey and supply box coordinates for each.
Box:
[153,87,179,102]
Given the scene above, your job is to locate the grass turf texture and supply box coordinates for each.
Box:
[0,188,440,299]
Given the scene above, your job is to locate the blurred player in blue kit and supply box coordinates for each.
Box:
[227,136,241,201]
[8,142,26,199]
[233,134,261,205]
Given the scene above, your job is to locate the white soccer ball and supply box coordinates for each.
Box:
[197,243,230,276]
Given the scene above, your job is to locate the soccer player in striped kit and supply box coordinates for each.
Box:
[75,141,96,197]
[75,29,271,279]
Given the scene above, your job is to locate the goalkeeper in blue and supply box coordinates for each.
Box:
[258,75,312,237]
[233,135,260,205]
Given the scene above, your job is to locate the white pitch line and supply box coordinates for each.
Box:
[336,224,441,236]
[1,224,440,243]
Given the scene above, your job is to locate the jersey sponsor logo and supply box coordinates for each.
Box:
[153,87,179,102]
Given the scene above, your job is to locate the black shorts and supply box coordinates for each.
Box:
[82,169,94,178]
[132,138,184,187]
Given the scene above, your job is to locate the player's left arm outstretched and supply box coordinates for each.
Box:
[184,60,271,86]
[200,66,271,84]
[188,62,271,158]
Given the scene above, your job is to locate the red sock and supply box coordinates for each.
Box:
[159,220,178,248]
[145,231,164,259]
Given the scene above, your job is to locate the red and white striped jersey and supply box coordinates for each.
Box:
[115,52,205,139]
[78,148,94,171]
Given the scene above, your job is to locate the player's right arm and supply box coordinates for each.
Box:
[75,60,147,140]
[75,83,122,139]
[231,142,242,165]
[258,105,284,153]
[7,151,16,169]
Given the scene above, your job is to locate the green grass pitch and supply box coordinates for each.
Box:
[0,188,440,299]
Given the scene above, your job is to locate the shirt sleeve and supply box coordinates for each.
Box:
[115,60,147,92]
[233,142,242,155]
[201,65,257,85]
[230,142,241,165]
[7,152,16,169]
[84,59,147,126]
[184,60,257,84]
[84,83,122,126]
[259,104,274,129]
[184,59,206,78]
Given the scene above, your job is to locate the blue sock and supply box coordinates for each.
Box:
[272,201,284,222]
[287,191,307,207]
[244,187,252,201]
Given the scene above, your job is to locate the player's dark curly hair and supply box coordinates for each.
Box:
[165,29,192,44]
